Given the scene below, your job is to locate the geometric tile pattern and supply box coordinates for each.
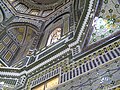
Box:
[0,43,5,52]
[3,36,11,45]
[10,44,17,52]
[4,51,12,61]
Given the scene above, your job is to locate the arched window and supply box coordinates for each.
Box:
[47,28,61,46]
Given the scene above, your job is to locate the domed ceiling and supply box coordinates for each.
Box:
[16,0,64,10]
[32,0,58,4]
[7,0,67,17]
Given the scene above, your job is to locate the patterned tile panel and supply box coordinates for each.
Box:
[4,51,12,61]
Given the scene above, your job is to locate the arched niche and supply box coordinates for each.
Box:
[0,22,39,66]
[39,12,70,49]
